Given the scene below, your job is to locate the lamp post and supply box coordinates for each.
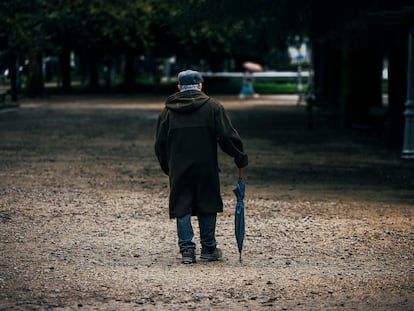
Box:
[402,28,414,159]
[294,36,305,105]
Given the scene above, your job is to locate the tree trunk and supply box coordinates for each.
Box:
[310,1,342,125]
[9,49,18,102]
[123,50,135,91]
[312,38,342,122]
[322,43,341,113]
[387,29,408,149]
[26,46,44,97]
[339,40,383,128]
[60,46,71,91]
[88,52,99,90]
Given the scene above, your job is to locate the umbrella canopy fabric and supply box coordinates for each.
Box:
[233,169,245,262]
[242,61,263,72]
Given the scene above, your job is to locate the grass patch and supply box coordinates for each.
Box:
[254,82,302,94]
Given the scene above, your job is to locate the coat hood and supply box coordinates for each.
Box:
[165,90,210,112]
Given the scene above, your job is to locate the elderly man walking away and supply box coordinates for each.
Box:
[155,69,248,264]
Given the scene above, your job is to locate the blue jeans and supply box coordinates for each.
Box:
[176,213,217,253]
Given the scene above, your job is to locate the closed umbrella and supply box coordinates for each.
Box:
[233,168,245,263]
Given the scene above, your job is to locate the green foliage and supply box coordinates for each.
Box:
[0,0,411,123]
[0,0,46,52]
[2,0,413,66]
[255,82,302,94]
[0,0,178,56]
[44,0,156,53]
[168,0,305,69]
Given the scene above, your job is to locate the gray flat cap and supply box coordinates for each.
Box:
[178,70,203,85]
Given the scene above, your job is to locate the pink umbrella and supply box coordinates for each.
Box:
[243,61,263,72]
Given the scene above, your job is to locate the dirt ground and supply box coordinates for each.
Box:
[0,94,413,310]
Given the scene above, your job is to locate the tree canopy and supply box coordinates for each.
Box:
[1,0,413,147]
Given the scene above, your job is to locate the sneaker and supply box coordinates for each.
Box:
[200,248,223,261]
[181,251,196,264]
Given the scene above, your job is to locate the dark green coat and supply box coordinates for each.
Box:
[155,90,248,219]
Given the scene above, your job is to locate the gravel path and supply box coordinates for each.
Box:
[0,95,413,310]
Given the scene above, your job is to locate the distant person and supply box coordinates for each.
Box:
[239,70,259,99]
[155,69,248,264]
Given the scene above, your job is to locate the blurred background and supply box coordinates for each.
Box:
[0,0,413,149]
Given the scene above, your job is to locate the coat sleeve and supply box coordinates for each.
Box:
[154,109,170,175]
[215,103,248,168]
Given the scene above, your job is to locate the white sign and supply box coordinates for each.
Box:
[288,43,307,64]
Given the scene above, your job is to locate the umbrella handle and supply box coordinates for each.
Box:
[239,168,243,181]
